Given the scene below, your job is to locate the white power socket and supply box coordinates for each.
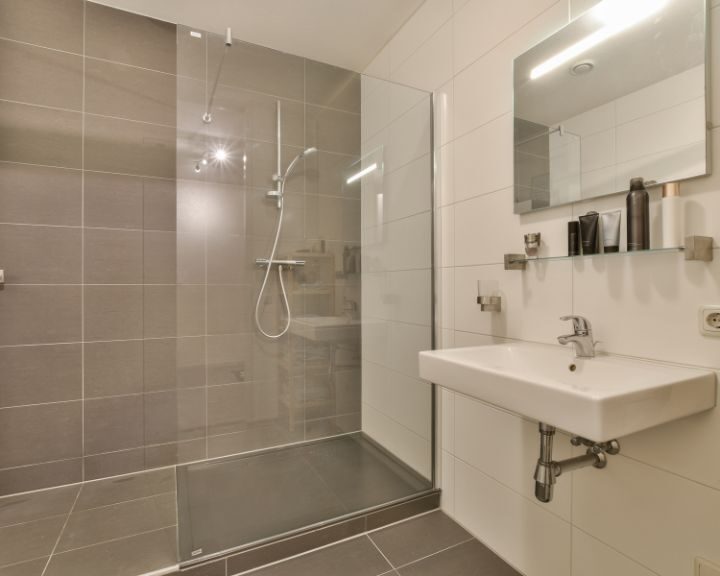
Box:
[699,306,720,336]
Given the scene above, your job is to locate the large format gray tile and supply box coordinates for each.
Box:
[85,3,177,74]
[143,231,177,284]
[0,0,84,53]
[0,101,82,168]
[0,225,81,284]
[248,536,391,576]
[143,285,205,338]
[44,526,177,576]
[143,337,206,392]
[305,60,361,113]
[0,460,82,498]
[0,485,79,528]
[207,285,251,335]
[143,178,177,231]
[83,172,143,230]
[0,163,81,226]
[82,449,146,482]
[83,395,143,455]
[0,285,81,346]
[56,492,176,552]
[143,388,206,445]
[85,58,176,125]
[397,540,521,576]
[0,402,81,469]
[84,228,143,284]
[84,340,143,398]
[209,37,304,100]
[0,344,81,408]
[370,511,471,568]
[306,105,361,155]
[0,515,66,568]
[84,115,176,178]
[83,285,143,341]
[0,39,83,110]
[74,468,175,512]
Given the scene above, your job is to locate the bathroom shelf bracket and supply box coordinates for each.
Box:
[684,236,713,262]
[504,253,527,271]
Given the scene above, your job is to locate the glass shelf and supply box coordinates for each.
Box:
[509,246,685,266]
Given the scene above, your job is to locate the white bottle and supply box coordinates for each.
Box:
[661,182,682,248]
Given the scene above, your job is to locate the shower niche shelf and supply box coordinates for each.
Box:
[504,236,714,270]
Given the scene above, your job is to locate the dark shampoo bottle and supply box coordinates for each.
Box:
[627,177,650,251]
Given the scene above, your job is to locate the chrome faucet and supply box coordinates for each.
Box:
[557,315,595,358]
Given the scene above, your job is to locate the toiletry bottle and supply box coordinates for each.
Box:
[627,177,649,251]
[579,212,600,255]
[568,221,580,256]
[661,182,682,248]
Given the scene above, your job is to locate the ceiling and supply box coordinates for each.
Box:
[88,0,425,71]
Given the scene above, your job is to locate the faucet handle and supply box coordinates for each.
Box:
[560,315,592,335]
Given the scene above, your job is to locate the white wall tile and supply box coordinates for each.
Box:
[454,261,572,342]
[437,267,454,330]
[573,455,720,576]
[440,387,455,451]
[364,44,391,80]
[386,99,432,172]
[362,360,432,438]
[570,0,600,20]
[392,20,454,92]
[387,269,432,326]
[454,394,573,520]
[440,450,455,514]
[712,7,719,126]
[571,529,657,576]
[362,402,432,478]
[572,250,720,369]
[453,2,567,138]
[453,187,572,266]
[435,142,454,207]
[453,0,560,74]
[384,153,432,223]
[454,459,572,576]
[454,113,513,203]
[388,0,453,73]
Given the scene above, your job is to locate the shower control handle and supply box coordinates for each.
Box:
[255,258,305,268]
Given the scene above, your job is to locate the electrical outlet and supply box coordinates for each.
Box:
[699,306,720,336]
[696,557,720,576]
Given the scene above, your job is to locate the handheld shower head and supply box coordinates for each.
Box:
[301,147,317,157]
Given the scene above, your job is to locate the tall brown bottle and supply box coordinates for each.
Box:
[627,177,649,251]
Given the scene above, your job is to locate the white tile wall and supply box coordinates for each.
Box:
[364,0,720,573]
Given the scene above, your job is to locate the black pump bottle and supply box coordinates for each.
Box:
[627,177,649,251]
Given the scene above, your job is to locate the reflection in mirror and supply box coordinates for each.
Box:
[513,0,709,213]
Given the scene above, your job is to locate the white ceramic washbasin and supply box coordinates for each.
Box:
[419,343,716,441]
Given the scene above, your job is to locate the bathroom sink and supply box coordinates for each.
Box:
[291,315,361,342]
[419,343,716,441]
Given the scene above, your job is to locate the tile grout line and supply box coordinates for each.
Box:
[367,534,397,571]
[392,536,476,572]
[80,0,87,486]
[39,484,82,576]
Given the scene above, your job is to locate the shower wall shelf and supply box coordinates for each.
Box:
[504,235,714,270]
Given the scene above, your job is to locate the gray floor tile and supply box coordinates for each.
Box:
[370,511,471,568]
[44,527,177,576]
[397,540,520,576]
[249,536,390,576]
[56,492,177,552]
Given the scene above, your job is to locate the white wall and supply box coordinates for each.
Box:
[364,0,720,575]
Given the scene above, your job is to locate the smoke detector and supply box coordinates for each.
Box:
[570,61,595,76]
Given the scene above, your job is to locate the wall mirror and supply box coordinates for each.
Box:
[513,0,709,214]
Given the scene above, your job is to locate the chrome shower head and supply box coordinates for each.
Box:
[301,147,317,157]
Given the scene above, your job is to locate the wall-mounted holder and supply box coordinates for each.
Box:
[477,296,502,312]
[534,423,620,503]
[685,235,714,262]
[524,232,541,256]
[0,269,4,289]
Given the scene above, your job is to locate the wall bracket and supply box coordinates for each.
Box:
[684,236,714,262]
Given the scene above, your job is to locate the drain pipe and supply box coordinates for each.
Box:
[533,423,620,503]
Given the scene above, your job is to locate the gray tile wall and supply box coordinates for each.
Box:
[0,0,362,496]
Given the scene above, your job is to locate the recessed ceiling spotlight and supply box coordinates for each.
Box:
[570,61,595,76]
[214,148,228,162]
